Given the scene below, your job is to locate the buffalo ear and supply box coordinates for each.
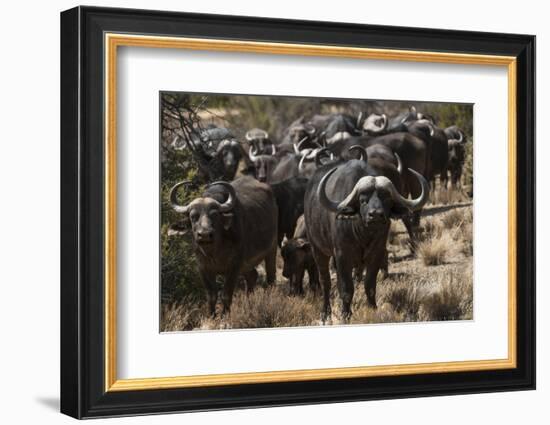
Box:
[167,219,190,236]
[390,204,410,219]
[222,212,234,230]
[295,238,310,249]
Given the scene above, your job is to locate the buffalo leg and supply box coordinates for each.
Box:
[440,167,449,191]
[380,250,389,278]
[200,269,217,316]
[334,254,355,322]
[364,252,385,309]
[264,243,277,285]
[307,261,320,294]
[243,268,258,293]
[353,267,363,283]
[221,269,239,316]
[293,268,306,296]
[402,213,421,252]
[312,248,332,322]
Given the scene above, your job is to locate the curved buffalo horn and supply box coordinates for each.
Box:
[293,142,300,155]
[305,124,316,135]
[336,175,376,212]
[245,131,253,141]
[380,113,388,131]
[382,168,430,211]
[415,119,435,137]
[356,111,363,128]
[457,130,464,143]
[208,181,236,213]
[349,145,368,161]
[248,146,258,162]
[169,181,192,214]
[271,144,276,155]
[296,137,309,151]
[298,154,307,173]
[306,148,318,160]
[394,153,403,175]
[317,167,341,213]
[298,150,317,172]
[216,139,230,152]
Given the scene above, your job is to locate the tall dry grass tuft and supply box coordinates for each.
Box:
[420,274,473,321]
[225,286,318,329]
[382,281,422,320]
[161,299,204,332]
[417,232,454,266]
[422,216,443,240]
[461,222,473,256]
[441,208,465,230]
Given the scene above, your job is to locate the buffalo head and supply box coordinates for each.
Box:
[216,139,242,180]
[362,113,388,134]
[169,181,236,246]
[317,167,429,226]
[248,144,277,183]
[245,128,270,154]
[448,130,467,164]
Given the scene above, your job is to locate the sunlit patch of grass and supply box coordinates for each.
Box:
[417,232,453,266]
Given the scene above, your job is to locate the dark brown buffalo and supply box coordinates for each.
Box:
[305,155,429,321]
[169,177,278,315]
[270,176,309,246]
[444,125,468,189]
[213,139,247,181]
[281,215,319,296]
[406,119,449,189]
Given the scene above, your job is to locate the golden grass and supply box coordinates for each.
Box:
[417,232,453,266]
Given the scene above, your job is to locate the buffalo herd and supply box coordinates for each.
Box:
[169,105,470,322]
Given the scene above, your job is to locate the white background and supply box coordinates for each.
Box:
[118,47,508,379]
[0,0,546,424]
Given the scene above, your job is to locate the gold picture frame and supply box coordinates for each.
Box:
[104,33,517,392]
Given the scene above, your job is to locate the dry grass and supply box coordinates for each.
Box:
[441,207,465,229]
[417,232,453,266]
[432,188,469,205]
[160,190,474,331]
[161,298,204,332]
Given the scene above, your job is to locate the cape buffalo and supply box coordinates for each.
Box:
[406,119,449,190]
[281,215,319,296]
[248,144,279,182]
[270,176,309,246]
[214,139,245,181]
[444,125,468,189]
[305,156,429,321]
[245,128,275,155]
[362,113,388,135]
[169,177,278,315]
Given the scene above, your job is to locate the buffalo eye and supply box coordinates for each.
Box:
[208,209,220,218]
[189,212,199,222]
[359,193,371,204]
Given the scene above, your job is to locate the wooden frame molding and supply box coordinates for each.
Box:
[104,33,518,392]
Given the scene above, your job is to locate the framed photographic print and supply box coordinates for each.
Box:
[60,6,535,419]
